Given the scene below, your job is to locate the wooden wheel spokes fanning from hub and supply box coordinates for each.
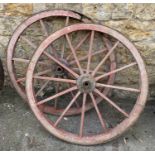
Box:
[26,24,148,145]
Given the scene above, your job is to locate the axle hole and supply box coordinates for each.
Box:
[84,81,89,87]
[57,67,62,72]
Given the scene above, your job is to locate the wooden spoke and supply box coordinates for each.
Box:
[65,16,69,26]
[40,19,57,57]
[21,36,37,49]
[35,80,50,97]
[86,30,94,74]
[92,41,119,76]
[66,32,90,60]
[69,48,107,65]
[94,88,129,117]
[54,91,81,127]
[66,82,79,108]
[12,58,30,64]
[103,37,111,50]
[12,58,47,66]
[33,75,76,84]
[61,40,65,59]
[65,34,84,74]
[40,19,49,37]
[79,93,87,137]
[95,62,137,81]
[37,86,78,105]
[72,68,105,75]
[89,93,107,130]
[17,77,25,83]
[96,83,140,93]
[17,69,51,83]
[61,16,70,59]
[54,81,60,108]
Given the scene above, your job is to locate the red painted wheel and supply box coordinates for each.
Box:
[7,10,116,116]
[26,24,148,145]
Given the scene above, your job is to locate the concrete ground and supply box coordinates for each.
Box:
[0,86,155,151]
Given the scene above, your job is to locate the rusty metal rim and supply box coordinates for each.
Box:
[6,10,116,116]
[26,24,148,145]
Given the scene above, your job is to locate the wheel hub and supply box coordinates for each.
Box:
[55,66,64,76]
[77,74,95,93]
[53,58,69,77]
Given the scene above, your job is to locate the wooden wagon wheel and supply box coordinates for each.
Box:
[7,10,116,115]
[7,10,116,116]
[26,24,148,145]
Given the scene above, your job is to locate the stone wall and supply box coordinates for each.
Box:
[0,3,155,99]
